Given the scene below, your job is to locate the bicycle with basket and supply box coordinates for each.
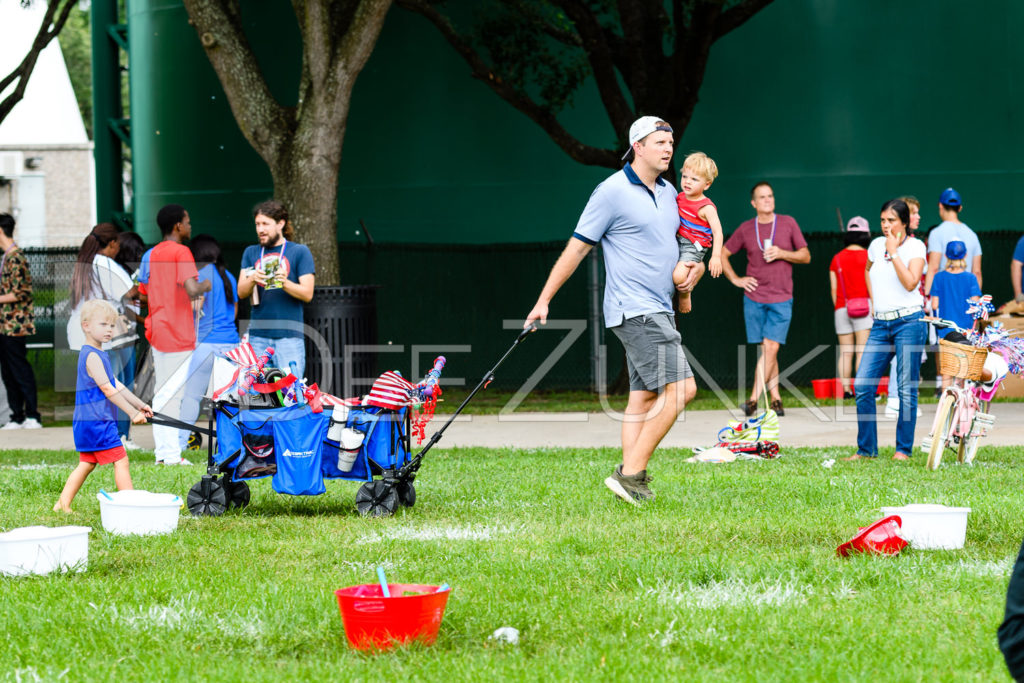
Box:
[155,327,536,518]
[921,301,1021,470]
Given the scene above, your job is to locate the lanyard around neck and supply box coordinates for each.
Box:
[755,215,776,249]
[259,239,286,272]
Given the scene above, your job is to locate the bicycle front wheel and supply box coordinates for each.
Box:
[927,393,957,471]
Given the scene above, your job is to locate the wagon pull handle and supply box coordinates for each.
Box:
[517,324,538,343]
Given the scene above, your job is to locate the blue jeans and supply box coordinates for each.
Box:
[109,345,135,439]
[248,335,305,380]
[854,311,927,456]
[178,342,237,450]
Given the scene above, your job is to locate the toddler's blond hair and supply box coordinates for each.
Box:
[683,151,718,185]
[79,299,118,327]
[945,258,966,271]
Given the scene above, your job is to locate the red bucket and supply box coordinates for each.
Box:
[812,379,842,399]
[335,584,451,651]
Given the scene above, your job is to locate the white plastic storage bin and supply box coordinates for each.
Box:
[97,490,182,536]
[0,526,91,576]
[880,504,970,549]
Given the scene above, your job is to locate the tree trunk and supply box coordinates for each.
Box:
[182,0,393,287]
[271,150,342,285]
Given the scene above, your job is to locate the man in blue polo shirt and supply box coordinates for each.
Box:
[524,116,701,505]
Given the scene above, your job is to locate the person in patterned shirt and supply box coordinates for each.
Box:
[0,213,41,429]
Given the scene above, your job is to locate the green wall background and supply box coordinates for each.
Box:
[122,0,1024,392]
[127,0,1024,243]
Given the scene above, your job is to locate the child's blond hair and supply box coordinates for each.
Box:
[945,258,966,271]
[683,151,718,184]
[79,299,118,326]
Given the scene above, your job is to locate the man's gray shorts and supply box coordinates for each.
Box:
[677,236,707,262]
[610,312,693,392]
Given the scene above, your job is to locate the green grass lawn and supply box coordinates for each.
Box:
[2,444,1022,681]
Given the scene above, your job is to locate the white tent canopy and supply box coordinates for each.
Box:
[0,0,88,146]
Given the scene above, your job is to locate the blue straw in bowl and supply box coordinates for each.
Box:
[99,489,113,500]
[376,566,391,597]
[436,583,450,593]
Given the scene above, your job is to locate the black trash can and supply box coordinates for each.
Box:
[303,285,379,397]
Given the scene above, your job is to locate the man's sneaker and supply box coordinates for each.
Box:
[161,457,193,466]
[0,420,22,430]
[21,418,42,429]
[604,465,654,505]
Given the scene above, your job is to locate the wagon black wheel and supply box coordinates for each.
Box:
[187,475,227,517]
[186,430,203,451]
[223,479,250,509]
[396,481,416,508]
[355,481,399,517]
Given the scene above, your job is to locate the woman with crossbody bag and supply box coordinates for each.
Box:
[829,217,873,398]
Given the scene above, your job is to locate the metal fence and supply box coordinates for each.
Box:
[20,231,1024,394]
[21,247,77,386]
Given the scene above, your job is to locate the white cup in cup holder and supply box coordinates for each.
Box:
[337,427,365,472]
[327,405,350,442]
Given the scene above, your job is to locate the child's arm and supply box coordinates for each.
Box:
[699,204,724,277]
[829,271,838,306]
[86,354,152,423]
[112,379,153,418]
[930,295,939,312]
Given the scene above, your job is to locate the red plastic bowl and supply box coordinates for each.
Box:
[335,584,451,651]
[837,515,907,557]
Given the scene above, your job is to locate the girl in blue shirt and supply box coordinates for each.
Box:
[179,235,240,450]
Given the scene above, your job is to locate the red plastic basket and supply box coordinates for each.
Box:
[812,379,842,399]
[810,377,890,399]
[335,584,451,651]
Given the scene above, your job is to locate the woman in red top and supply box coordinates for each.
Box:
[829,217,873,398]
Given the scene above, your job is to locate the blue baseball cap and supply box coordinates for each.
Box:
[940,187,962,207]
[945,240,967,260]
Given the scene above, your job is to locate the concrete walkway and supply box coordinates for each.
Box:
[2,402,1022,452]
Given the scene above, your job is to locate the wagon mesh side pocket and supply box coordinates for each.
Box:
[234,417,277,480]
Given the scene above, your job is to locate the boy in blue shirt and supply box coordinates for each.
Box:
[929,240,982,389]
[54,300,152,512]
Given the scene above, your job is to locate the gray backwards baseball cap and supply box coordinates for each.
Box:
[621,116,673,160]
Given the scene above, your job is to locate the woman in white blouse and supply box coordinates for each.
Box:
[845,199,927,462]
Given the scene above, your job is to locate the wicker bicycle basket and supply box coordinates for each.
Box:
[938,338,988,380]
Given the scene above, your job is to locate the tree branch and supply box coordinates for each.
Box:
[713,0,775,40]
[330,0,393,105]
[0,0,78,125]
[552,0,634,136]
[398,0,620,167]
[182,0,294,161]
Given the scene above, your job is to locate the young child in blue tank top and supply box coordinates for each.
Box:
[53,300,153,512]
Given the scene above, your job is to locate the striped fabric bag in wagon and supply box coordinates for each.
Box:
[364,371,416,410]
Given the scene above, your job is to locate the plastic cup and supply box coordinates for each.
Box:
[337,449,358,473]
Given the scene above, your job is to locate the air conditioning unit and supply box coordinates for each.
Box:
[0,152,24,178]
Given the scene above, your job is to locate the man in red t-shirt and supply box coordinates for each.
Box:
[138,205,211,464]
[721,182,810,416]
